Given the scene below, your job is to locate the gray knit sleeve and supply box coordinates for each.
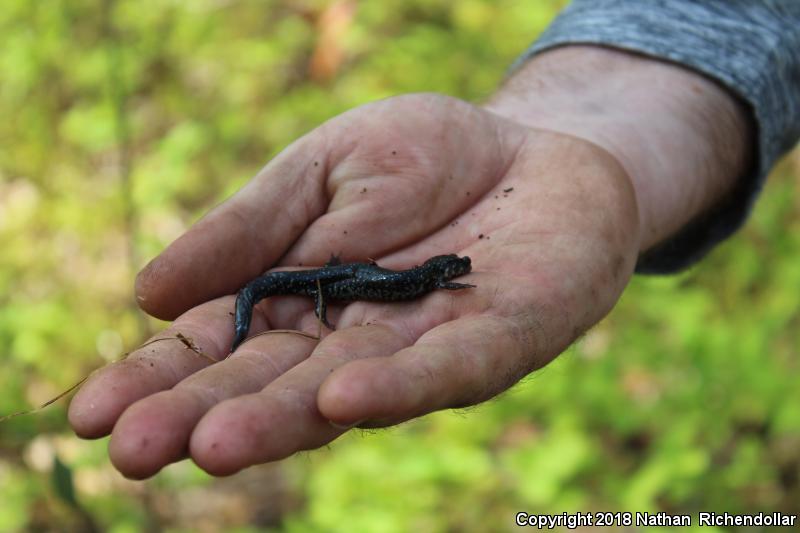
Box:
[517,0,800,273]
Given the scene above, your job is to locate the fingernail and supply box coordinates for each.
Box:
[328,418,366,431]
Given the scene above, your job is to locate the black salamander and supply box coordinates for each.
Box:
[231,254,475,352]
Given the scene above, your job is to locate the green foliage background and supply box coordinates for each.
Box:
[1,1,798,531]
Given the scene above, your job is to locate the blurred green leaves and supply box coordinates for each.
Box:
[1,0,798,531]
[52,455,78,507]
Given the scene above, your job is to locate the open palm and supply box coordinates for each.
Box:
[69,93,640,478]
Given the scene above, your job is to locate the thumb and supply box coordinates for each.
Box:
[135,134,329,320]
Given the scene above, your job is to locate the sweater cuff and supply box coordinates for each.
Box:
[515,1,800,273]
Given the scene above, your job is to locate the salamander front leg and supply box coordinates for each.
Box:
[324,254,342,267]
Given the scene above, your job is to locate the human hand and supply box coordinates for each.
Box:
[68,91,641,478]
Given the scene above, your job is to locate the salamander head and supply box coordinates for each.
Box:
[422,254,472,280]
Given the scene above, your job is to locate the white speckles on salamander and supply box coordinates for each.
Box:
[230,255,475,353]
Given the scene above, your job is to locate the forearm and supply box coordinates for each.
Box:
[484,45,754,254]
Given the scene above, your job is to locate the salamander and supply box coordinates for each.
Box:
[231,254,475,352]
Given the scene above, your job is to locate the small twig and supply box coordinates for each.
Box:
[136,333,217,364]
[0,322,321,423]
[0,376,90,422]
[175,332,203,356]
[237,329,321,349]
[0,333,216,423]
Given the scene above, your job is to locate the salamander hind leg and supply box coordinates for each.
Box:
[313,290,335,330]
[437,281,476,290]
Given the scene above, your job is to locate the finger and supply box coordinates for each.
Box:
[188,323,412,476]
[107,331,318,479]
[317,313,548,428]
[135,134,330,320]
[68,296,247,438]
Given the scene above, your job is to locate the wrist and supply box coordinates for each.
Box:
[484,45,754,252]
